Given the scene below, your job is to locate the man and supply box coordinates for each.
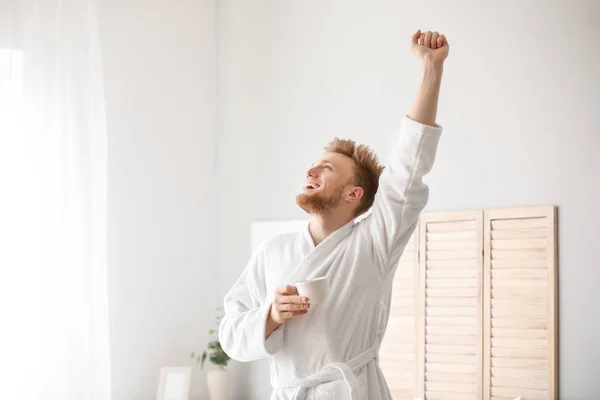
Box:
[219,30,448,399]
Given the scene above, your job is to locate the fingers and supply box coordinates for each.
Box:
[275,296,309,315]
[277,294,307,304]
[423,31,432,48]
[430,32,440,49]
[273,294,309,322]
[280,310,309,320]
[439,34,448,48]
[411,29,422,44]
[277,302,309,312]
[274,286,309,308]
[276,285,299,295]
[272,284,310,324]
[416,30,446,49]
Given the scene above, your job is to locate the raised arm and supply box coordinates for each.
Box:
[364,30,449,274]
[408,30,448,125]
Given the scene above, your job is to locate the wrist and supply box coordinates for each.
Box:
[422,57,444,75]
[265,308,281,338]
[267,311,280,328]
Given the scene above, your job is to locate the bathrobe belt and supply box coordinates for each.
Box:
[271,347,378,400]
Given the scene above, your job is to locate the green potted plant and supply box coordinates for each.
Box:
[190,307,230,400]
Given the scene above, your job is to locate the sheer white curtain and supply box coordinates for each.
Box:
[0,0,111,399]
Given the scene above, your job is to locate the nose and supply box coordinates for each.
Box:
[306,167,319,179]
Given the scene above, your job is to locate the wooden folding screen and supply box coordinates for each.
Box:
[483,207,558,400]
[417,211,483,400]
[379,206,558,400]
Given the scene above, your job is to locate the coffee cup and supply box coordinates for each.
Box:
[295,276,328,305]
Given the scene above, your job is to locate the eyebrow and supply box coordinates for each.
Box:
[311,160,334,168]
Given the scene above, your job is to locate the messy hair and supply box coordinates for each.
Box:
[324,138,385,216]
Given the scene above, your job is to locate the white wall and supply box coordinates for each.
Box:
[217,0,600,399]
[99,1,217,399]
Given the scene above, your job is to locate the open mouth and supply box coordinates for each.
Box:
[305,182,322,190]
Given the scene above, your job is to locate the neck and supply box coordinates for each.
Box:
[308,212,354,246]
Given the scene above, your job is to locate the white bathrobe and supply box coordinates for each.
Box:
[219,117,442,399]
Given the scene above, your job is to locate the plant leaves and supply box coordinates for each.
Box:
[209,346,231,367]
[189,352,195,360]
[194,309,231,368]
[208,341,218,349]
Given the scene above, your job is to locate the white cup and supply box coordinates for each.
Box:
[295,276,329,305]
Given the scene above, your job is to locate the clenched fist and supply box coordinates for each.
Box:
[411,30,449,65]
[265,285,310,337]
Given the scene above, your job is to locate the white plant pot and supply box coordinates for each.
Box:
[206,366,228,400]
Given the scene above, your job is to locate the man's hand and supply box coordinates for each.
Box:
[411,30,449,66]
[265,285,310,338]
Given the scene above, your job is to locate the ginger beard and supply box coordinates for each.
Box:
[295,181,349,215]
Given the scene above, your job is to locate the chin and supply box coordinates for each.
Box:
[296,192,338,216]
[295,193,309,208]
[295,193,316,214]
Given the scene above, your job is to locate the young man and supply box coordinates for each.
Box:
[219,30,449,399]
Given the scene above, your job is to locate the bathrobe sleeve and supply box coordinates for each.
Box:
[366,116,443,275]
[218,243,284,362]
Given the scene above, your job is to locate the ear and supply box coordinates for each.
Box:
[345,186,364,204]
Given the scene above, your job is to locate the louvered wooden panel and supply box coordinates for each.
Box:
[380,230,419,399]
[483,207,558,400]
[417,211,483,400]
